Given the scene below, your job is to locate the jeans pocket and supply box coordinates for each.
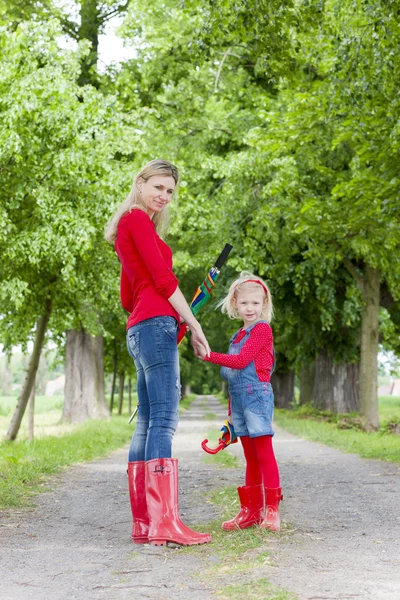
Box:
[161,324,178,343]
[127,331,140,360]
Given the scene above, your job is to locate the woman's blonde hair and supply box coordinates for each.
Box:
[219,271,273,323]
[105,159,179,243]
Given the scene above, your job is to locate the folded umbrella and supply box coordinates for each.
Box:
[201,420,238,454]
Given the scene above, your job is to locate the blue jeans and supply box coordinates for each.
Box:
[126,316,180,461]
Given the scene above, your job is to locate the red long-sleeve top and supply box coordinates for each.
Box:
[205,322,274,380]
[115,208,179,329]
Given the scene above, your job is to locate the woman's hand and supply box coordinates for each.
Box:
[189,322,210,358]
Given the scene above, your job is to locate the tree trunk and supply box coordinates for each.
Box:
[313,352,359,413]
[110,346,117,413]
[118,372,125,415]
[78,0,100,87]
[0,358,12,396]
[94,333,109,415]
[63,330,109,423]
[28,379,35,441]
[299,362,315,405]
[359,265,380,428]
[6,303,51,441]
[271,370,295,408]
[128,378,132,413]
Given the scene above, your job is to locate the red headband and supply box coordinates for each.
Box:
[243,279,268,295]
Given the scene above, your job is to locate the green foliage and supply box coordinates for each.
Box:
[0,415,132,509]
[2,0,400,400]
[0,19,136,364]
[274,395,400,462]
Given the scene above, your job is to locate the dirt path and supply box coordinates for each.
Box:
[0,396,399,600]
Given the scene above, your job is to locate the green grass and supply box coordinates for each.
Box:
[378,395,400,421]
[181,486,296,600]
[179,393,197,412]
[0,395,63,416]
[274,396,400,463]
[0,416,133,509]
[216,579,297,600]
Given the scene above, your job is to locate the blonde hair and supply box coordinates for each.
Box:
[105,159,179,243]
[219,271,273,323]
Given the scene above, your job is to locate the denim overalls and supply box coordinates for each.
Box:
[221,321,276,438]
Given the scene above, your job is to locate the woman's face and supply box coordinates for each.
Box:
[138,175,176,217]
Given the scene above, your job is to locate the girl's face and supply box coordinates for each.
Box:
[137,175,176,217]
[233,287,266,328]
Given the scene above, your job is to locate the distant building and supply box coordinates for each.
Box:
[45,375,65,396]
[392,379,400,396]
[378,380,400,396]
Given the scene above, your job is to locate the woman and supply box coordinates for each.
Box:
[105,159,211,547]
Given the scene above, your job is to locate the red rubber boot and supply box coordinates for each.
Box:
[145,458,212,547]
[261,488,283,532]
[127,461,149,544]
[222,485,264,530]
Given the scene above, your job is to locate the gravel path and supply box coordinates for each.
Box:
[0,396,399,600]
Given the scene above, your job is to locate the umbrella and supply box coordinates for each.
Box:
[177,243,233,345]
[201,420,238,454]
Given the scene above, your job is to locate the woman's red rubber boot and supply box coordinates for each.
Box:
[222,485,264,530]
[260,487,283,532]
[127,461,149,544]
[145,458,212,547]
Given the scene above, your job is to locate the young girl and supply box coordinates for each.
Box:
[201,271,282,531]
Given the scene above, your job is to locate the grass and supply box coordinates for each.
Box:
[274,395,400,463]
[0,416,133,510]
[181,486,296,600]
[378,395,400,421]
[217,580,297,600]
[179,393,197,412]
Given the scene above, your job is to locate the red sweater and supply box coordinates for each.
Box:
[205,322,274,382]
[115,209,179,329]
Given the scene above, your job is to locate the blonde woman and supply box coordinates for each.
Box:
[199,272,282,532]
[106,159,211,547]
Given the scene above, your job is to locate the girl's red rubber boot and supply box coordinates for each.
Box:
[260,487,283,532]
[222,485,264,530]
[145,458,212,546]
[127,461,149,544]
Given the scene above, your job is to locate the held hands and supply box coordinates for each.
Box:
[189,322,210,359]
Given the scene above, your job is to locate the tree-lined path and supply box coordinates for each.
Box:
[0,397,399,600]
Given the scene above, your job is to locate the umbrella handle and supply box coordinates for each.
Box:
[201,438,226,455]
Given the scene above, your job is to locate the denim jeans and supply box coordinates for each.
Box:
[126,316,180,461]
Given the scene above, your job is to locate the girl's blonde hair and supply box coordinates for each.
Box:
[105,159,179,243]
[219,271,273,323]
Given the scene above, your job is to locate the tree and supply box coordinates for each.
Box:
[0,21,130,438]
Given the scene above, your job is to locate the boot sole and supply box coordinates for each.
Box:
[149,536,212,547]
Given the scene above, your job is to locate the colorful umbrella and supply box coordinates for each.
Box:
[201,420,238,454]
[177,243,233,345]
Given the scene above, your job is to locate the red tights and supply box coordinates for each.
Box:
[240,435,280,488]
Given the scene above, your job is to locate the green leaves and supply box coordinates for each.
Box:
[0,20,132,348]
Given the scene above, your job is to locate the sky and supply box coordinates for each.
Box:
[57,11,136,70]
[98,16,136,71]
